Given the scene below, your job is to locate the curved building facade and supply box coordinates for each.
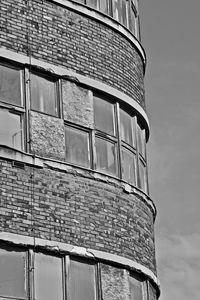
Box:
[0,1,159,299]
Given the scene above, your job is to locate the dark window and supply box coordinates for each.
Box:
[96,137,118,176]
[34,253,63,300]
[30,74,58,116]
[0,109,23,150]
[65,126,90,168]
[94,96,115,136]
[68,259,97,300]
[0,64,22,106]
[0,247,27,299]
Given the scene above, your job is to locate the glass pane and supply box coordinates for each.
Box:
[128,3,136,34]
[137,125,146,158]
[35,253,63,300]
[120,109,134,146]
[121,148,136,185]
[130,274,143,300]
[86,0,98,8]
[96,137,118,176]
[0,109,22,150]
[100,0,109,14]
[94,96,115,135]
[65,127,90,168]
[121,0,128,26]
[30,74,57,116]
[0,248,27,298]
[0,64,22,106]
[112,0,122,22]
[138,161,147,192]
[74,0,85,3]
[68,259,97,300]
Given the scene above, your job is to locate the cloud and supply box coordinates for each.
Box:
[156,233,200,300]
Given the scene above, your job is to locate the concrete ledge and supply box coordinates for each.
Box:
[0,48,150,137]
[0,232,160,293]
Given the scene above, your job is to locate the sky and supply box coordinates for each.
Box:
[140,1,200,299]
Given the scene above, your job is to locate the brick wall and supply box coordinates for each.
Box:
[0,157,156,274]
[0,0,145,109]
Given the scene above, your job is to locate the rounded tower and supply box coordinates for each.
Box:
[0,0,159,299]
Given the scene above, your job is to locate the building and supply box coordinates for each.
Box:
[0,0,160,299]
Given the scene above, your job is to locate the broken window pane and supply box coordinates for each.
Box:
[68,259,97,300]
[120,109,134,146]
[96,137,118,176]
[0,64,22,106]
[65,126,90,168]
[34,253,63,300]
[0,109,23,150]
[130,274,143,300]
[86,0,98,8]
[94,96,115,135]
[30,74,58,116]
[121,148,136,185]
[0,248,27,298]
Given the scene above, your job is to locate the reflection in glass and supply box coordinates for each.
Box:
[0,64,21,106]
[122,0,128,26]
[137,125,146,158]
[0,248,27,298]
[68,259,97,300]
[128,3,136,34]
[121,149,136,185]
[113,0,122,23]
[129,274,143,300]
[0,109,22,150]
[94,96,115,135]
[120,109,134,146]
[30,74,57,116]
[65,127,90,168]
[34,253,63,300]
[96,137,118,176]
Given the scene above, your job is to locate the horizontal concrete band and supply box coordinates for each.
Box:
[51,0,146,70]
[0,48,150,137]
[0,145,156,216]
[0,231,160,292]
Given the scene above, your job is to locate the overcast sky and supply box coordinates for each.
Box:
[140,1,200,299]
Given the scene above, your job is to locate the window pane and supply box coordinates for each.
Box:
[138,161,147,192]
[74,0,85,3]
[130,274,143,300]
[121,148,136,185]
[137,125,146,158]
[128,3,136,34]
[122,0,128,26]
[94,96,115,135]
[0,248,27,298]
[96,137,118,176]
[0,109,22,150]
[0,64,22,106]
[86,0,98,8]
[68,259,97,300]
[113,0,122,22]
[100,0,109,14]
[30,74,58,116]
[65,126,90,168]
[120,109,134,146]
[34,253,63,300]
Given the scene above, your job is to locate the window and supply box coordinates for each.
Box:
[30,73,58,117]
[130,273,147,300]
[67,258,97,300]
[73,0,140,39]
[65,125,90,168]
[0,63,24,151]
[34,253,63,300]
[0,247,28,299]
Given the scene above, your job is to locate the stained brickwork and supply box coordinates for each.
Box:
[0,0,145,109]
[0,157,156,274]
